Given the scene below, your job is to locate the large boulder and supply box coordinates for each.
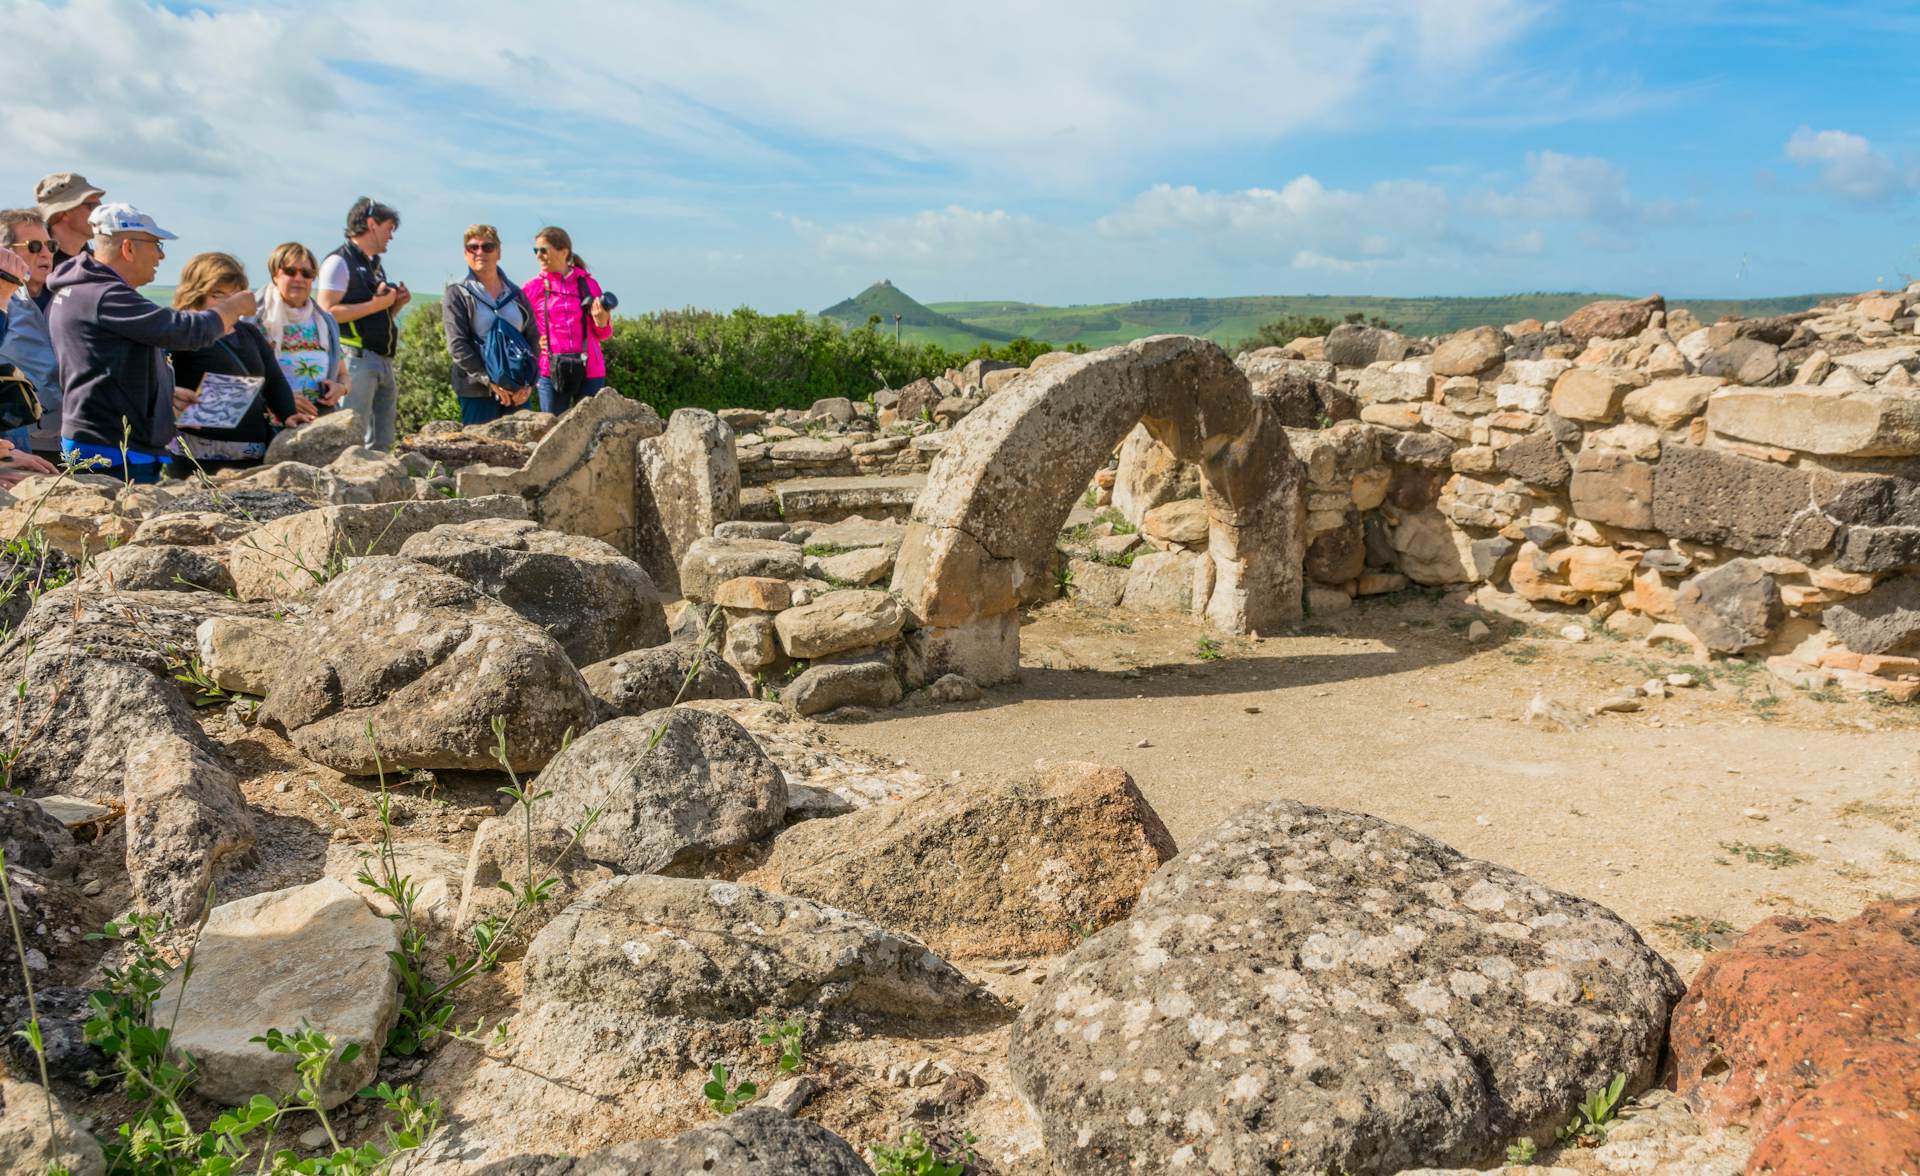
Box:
[531,708,787,874]
[1324,323,1416,367]
[88,543,234,594]
[784,656,902,717]
[1010,800,1683,1174]
[746,762,1174,959]
[161,878,401,1111]
[1822,576,1920,655]
[1671,899,1920,1176]
[637,408,741,595]
[1674,559,1783,654]
[579,643,750,721]
[473,1108,872,1175]
[455,390,665,560]
[259,557,597,774]
[265,408,367,466]
[678,537,806,602]
[515,876,986,1080]
[226,495,531,601]
[1651,445,1838,558]
[1708,385,1920,458]
[773,590,906,659]
[1110,424,1195,526]
[1235,351,1355,425]
[123,733,255,924]
[1559,295,1664,344]
[399,518,667,667]
[1428,325,1506,377]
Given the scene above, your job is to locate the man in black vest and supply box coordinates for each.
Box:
[317,197,409,450]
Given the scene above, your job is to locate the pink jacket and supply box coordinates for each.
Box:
[524,267,613,379]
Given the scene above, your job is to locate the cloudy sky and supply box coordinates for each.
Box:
[4,0,1917,312]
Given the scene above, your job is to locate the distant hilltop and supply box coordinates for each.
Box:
[818,282,1842,351]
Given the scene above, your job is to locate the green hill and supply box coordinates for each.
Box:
[923,292,1841,348]
[819,280,1017,349]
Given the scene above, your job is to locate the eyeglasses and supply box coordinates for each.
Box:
[532,246,553,256]
[465,241,498,254]
[8,241,46,255]
[129,236,164,255]
[280,267,316,279]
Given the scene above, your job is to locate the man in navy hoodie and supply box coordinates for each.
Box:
[47,203,254,482]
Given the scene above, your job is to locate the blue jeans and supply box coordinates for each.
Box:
[538,374,604,416]
[459,395,525,426]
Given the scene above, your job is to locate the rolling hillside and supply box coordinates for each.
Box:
[925,292,1841,347]
[818,279,1017,350]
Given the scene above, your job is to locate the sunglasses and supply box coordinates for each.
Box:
[9,240,46,255]
[533,245,557,256]
[280,268,315,279]
[465,241,499,254]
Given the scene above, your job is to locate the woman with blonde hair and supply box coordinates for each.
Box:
[256,241,346,415]
[167,251,312,472]
[443,223,537,425]
[523,225,612,415]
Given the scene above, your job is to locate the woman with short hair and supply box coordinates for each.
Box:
[257,242,346,416]
[443,223,538,426]
[523,225,612,416]
[167,252,312,473]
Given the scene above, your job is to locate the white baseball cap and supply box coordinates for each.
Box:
[88,202,179,241]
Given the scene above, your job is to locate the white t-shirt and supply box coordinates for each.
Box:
[316,253,351,295]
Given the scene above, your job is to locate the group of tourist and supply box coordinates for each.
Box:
[0,174,615,485]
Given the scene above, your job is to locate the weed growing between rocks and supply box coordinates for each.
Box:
[1504,1136,1538,1165]
[1654,914,1737,951]
[870,1129,974,1176]
[1558,1071,1627,1148]
[357,718,602,1057]
[757,1013,806,1075]
[1194,637,1223,661]
[2,846,65,1146]
[701,1062,756,1115]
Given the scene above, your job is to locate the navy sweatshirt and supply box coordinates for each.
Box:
[47,254,227,453]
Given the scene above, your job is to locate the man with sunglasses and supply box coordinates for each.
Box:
[0,210,63,459]
[317,197,408,450]
[46,203,255,483]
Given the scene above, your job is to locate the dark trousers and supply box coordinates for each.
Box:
[459,395,525,426]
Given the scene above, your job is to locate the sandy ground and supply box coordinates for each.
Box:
[834,594,1920,977]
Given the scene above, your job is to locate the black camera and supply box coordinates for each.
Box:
[592,290,619,311]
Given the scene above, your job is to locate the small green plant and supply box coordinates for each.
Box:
[1082,484,1099,507]
[870,1130,974,1176]
[1195,636,1224,661]
[803,542,853,558]
[1501,642,1543,665]
[757,1013,806,1075]
[1717,841,1808,869]
[1654,914,1736,952]
[1557,1071,1627,1147]
[163,643,233,708]
[1504,1136,1539,1166]
[2,846,64,1152]
[1054,563,1075,595]
[703,1062,758,1115]
[1092,507,1137,536]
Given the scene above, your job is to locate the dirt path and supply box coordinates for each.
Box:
[834,595,1920,976]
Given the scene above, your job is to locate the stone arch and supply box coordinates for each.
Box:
[891,335,1306,685]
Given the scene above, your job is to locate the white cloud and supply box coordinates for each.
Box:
[1783,127,1919,204]
[272,0,1542,188]
[1095,178,1453,264]
[1479,151,1635,222]
[789,206,1037,265]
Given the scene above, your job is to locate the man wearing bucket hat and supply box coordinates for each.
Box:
[35,172,104,270]
[46,203,255,482]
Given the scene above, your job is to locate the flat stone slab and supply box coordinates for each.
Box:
[30,795,112,829]
[773,474,926,523]
[161,878,401,1110]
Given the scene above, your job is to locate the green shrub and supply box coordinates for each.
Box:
[394,301,1074,430]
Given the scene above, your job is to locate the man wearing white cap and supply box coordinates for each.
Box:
[34,172,104,270]
[46,203,255,482]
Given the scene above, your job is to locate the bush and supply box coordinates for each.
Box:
[1235,310,1398,354]
[393,301,1077,430]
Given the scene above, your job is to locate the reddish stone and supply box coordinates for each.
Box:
[1669,899,1920,1175]
[1559,294,1666,344]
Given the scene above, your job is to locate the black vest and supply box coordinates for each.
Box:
[327,241,396,357]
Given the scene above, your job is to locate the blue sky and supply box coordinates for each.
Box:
[5,0,1917,312]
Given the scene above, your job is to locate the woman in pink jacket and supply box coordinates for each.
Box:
[524,225,613,415]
